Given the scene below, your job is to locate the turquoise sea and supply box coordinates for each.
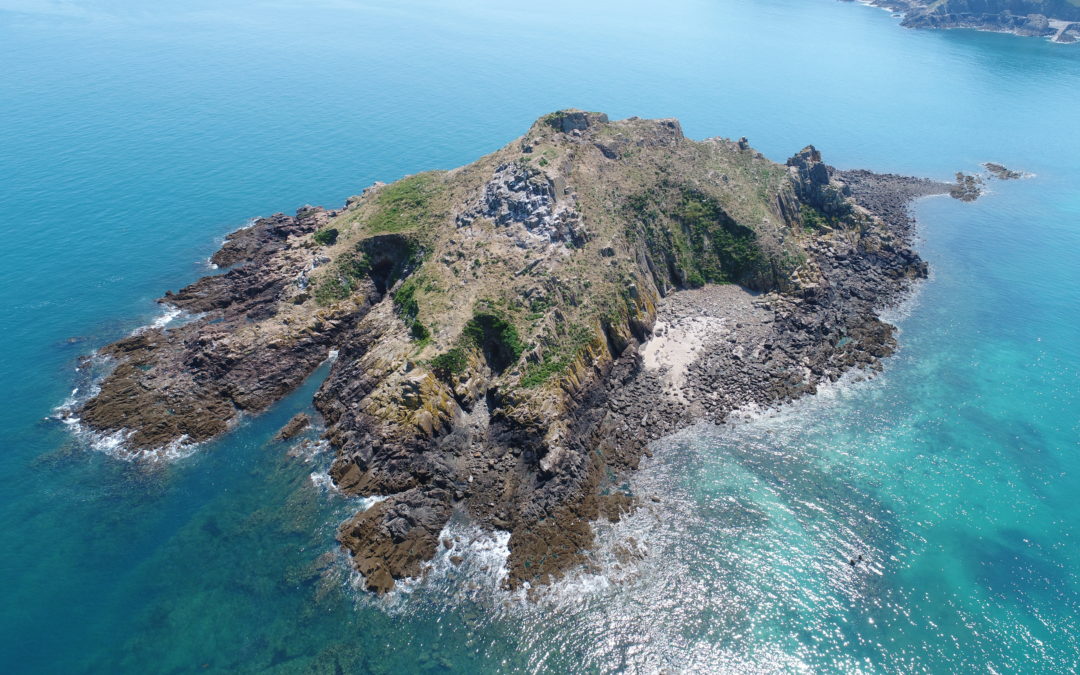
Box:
[2,0,1078,672]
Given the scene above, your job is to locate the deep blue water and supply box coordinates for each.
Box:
[2,0,1079,672]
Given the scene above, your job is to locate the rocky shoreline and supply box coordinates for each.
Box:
[603,166,951,443]
[68,112,982,594]
[854,0,1080,43]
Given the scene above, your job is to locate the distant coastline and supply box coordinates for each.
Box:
[848,0,1080,43]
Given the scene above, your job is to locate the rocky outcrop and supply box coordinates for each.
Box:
[787,145,854,221]
[275,413,311,441]
[211,206,333,269]
[1058,23,1080,42]
[983,162,1025,179]
[338,488,453,593]
[74,111,974,593]
[456,162,585,246]
[951,172,984,201]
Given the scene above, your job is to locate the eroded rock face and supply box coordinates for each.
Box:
[211,207,333,269]
[74,110,972,593]
[457,162,584,246]
[787,145,853,221]
[546,110,609,133]
[1060,23,1080,42]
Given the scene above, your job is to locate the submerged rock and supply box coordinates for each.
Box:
[983,162,1026,180]
[950,171,984,202]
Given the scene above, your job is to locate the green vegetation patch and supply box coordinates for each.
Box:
[312,227,339,246]
[520,324,594,388]
[541,111,570,130]
[624,185,775,290]
[313,252,371,305]
[366,173,443,234]
[428,309,526,380]
[430,347,469,377]
[313,232,431,307]
[392,276,431,343]
[800,204,830,231]
[671,188,767,286]
[463,311,524,373]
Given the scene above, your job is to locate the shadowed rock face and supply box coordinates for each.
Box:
[75,110,969,593]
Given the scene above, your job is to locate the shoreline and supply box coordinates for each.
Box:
[559,166,951,457]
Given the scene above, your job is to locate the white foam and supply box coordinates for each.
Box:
[53,352,204,463]
[152,304,182,328]
[342,511,647,616]
[722,366,887,434]
[308,468,387,514]
[53,355,110,416]
[334,516,517,614]
[356,495,388,510]
[309,471,338,492]
[129,304,203,336]
[289,438,329,463]
[878,271,928,326]
[854,0,903,15]
[57,387,80,411]
[57,412,201,463]
[324,366,896,617]
[378,520,513,605]
[53,303,216,462]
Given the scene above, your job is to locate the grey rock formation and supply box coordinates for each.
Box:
[456,162,584,246]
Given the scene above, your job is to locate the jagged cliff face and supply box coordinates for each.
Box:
[76,111,943,592]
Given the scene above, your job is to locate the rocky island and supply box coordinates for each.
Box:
[74,111,971,593]
[858,0,1080,42]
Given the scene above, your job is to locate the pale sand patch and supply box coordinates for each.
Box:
[639,284,767,402]
[640,316,726,399]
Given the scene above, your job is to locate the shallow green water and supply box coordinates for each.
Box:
[1,0,1078,672]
